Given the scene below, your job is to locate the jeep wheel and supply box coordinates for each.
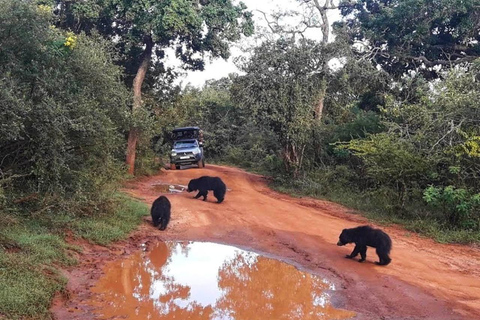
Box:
[170,163,176,170]
[175,165,181,170]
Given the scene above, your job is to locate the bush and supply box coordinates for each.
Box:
[337,133,433,205]
[423,185,480,230]
[0,0,129,212]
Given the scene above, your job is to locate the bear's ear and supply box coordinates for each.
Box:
[342,228,347,232]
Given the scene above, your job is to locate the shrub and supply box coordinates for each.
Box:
[423,185,480,230]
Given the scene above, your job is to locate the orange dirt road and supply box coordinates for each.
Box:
[52,165,480,320]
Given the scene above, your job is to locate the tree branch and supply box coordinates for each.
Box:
[409,55,478,67]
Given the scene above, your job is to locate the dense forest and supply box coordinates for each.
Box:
[1,0,480,318]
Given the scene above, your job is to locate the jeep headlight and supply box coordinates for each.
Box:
[193,149,200,155]
[171,152,177,157]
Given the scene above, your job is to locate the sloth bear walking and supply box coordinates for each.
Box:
[337,225,392,266]
[150,196,171,230]
[187,176,226,203]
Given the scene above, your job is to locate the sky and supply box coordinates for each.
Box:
[172,0,342,88]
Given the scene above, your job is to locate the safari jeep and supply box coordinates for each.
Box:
[169,127,205,170]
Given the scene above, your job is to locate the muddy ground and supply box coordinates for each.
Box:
[51,165,480,320]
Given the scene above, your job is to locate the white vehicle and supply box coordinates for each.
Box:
[170,127,205,170]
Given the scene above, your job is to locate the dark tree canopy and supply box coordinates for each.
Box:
[1,0,129,197]
[339,0,480,78]
[51,0,254,79]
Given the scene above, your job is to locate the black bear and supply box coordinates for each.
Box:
[187,176,226,203]
[337,225,392,266]
[150,196,171,230]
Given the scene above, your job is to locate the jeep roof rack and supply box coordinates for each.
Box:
[172,126,200,132]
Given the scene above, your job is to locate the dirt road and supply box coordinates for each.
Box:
[52,165,480,319]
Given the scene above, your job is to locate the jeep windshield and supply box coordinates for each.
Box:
[174,140,198,149]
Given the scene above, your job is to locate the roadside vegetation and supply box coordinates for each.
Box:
[0,194,147,319]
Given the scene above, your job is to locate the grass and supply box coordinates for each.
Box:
[0,254,67,319]
[73,195,148,245]
[0,194,148,319]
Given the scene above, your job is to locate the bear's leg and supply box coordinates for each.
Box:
[213,189,224,203]
[346,245,361,259]
[159,216,168,231]
[194,190,208,200]
[151,207,160,227]
[375,248,391,265]
[358,246,367,262]
[157,216,163,229]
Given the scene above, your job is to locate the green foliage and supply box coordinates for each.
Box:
[0,0,129,211]
[330,110,385,142]
[338,133,432,191]
[54,0,254,81]
[339,0,480,78]
[72,194,149,245]
[423,185,480,229]
[232,39,330,173]
[324,57,389,115]
[150,76,282,173]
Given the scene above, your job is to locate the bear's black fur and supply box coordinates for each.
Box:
[187,176,226,203]
[150,196,171,230]
[337,225,392,266]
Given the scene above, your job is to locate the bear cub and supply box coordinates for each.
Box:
[187,176,226,203]
[150,196,171,230]
[337,225,392,266]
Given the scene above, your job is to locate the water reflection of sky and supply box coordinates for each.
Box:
[152,243,255,310]
[89,241,355,320]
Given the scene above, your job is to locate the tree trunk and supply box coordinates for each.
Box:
[312,0,330,44]
[312,1,329,121]
[314,92,325,120]
[126,35,154,175]
[314,81,327,121]
[283,142,306,177]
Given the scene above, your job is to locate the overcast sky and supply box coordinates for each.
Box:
[173,0,342,87]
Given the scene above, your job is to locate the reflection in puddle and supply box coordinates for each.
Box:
[88,242,355,319]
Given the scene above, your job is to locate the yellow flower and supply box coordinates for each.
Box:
[64,32,77,50]
[37,4,52,14]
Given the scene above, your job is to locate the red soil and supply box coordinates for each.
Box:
[51,165,480,320]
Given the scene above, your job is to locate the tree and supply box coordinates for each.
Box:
[258,0,345,119]
[232,39,328,174]
[338,0,480,78]
[0,0,129,206]
[52,0,254,174]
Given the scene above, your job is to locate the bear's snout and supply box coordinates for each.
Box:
[337,240,345,246]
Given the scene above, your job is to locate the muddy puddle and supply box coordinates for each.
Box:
[87,241,355,319]
[152,182,232,193]
[151,183,186,193]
